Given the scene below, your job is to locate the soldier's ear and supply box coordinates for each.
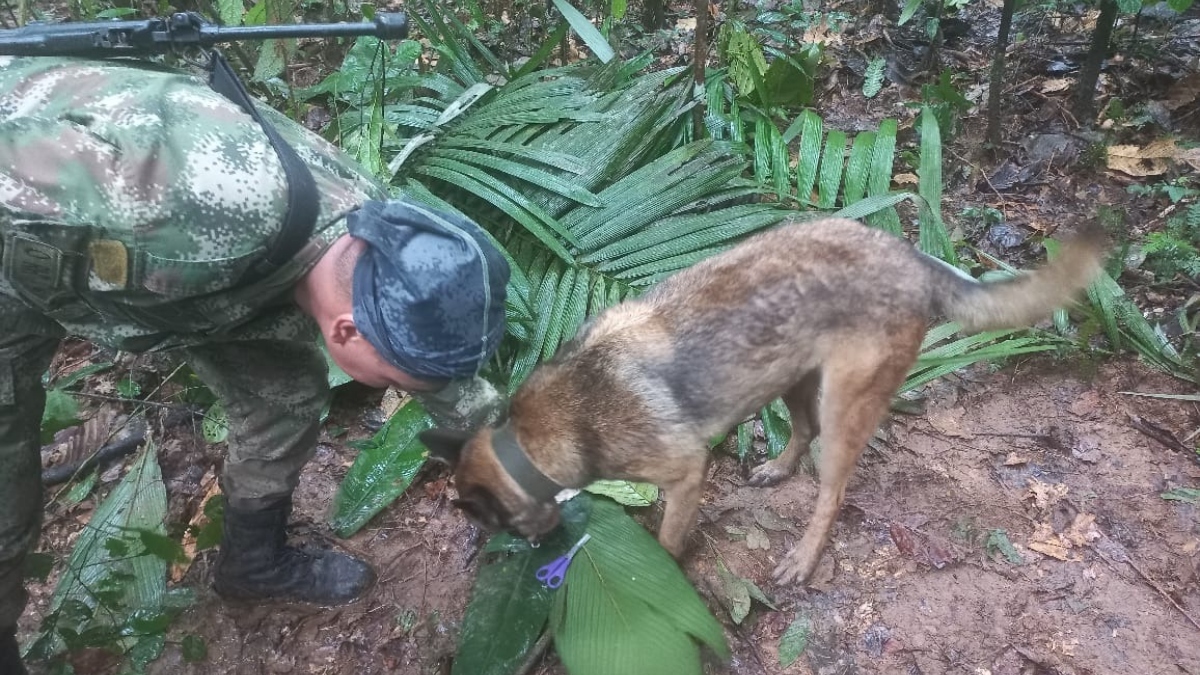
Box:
[420,428,473,467]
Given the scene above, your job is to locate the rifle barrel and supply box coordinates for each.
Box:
[200,14,408,43]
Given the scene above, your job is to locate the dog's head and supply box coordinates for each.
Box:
[419,426,562,544]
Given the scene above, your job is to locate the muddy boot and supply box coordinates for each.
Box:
[1,625,26,675]
[212,498,375,606]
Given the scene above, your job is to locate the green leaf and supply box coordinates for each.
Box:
[863,57,886,98]
[23,552,54,583]
[761,400,792,459]
[329,400,435,537]
[1162,488,1200,504]
[1167,0,1194,11]
[917,105,955,262]
[39,442,169,660]
[62,471,98,507]
[795,110,824,205]
[986,529,1022,565]
[41,388,80,445]
[549,495,730,674]
[453,499,591,675]
[322,342,355,389]
[129,529,189,565]
[194,495,224,552]
[866,119,902,234]
[181,634,208,663]
[816,129,847,209]
[584,480,659,506]
[116,376,141,399]
[714,560,776,624]
[202,401,229,444]
[52,362,113,390]
[778,613,811,667]
[216,0,245,25]
[550,0,615,62]
[898,0,922,24]
[843,131,876,206]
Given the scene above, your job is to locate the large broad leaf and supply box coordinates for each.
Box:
[550,0,616,63]
[550,496,730,675]
[917,105,955,262]
[329,399,435,538]
[31,440,168,661]
[452,499,592,675]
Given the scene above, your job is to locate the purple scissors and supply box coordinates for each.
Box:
[536,533,592,589]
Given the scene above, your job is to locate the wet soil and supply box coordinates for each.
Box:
[17,355,1200,675]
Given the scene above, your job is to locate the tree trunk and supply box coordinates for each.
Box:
[985,0,1018,146]
[1074,0,1119,127]
[642,0,666,31]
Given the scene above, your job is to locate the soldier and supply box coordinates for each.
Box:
[0,55,510,673]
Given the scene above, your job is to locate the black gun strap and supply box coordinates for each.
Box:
[205,50,319,283]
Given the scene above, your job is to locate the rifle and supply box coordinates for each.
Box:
[0,11,409,58]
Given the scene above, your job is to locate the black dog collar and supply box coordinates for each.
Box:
[492,422,563,502]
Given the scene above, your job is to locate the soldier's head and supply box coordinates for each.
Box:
[318,199,509,394]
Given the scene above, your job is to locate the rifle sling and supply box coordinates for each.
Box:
[205,50,319,284]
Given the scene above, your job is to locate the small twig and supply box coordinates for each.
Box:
[1129,414,1198,462]
[513,630,553,675]
[1095,546,1200,633]
[69,391,191,410]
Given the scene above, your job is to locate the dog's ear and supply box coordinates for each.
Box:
[419,428,473,467]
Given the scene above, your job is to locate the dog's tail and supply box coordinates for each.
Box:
[925,224,1109,333]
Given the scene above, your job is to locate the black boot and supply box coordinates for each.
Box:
[1,625,27,675]
[212,498,376,606]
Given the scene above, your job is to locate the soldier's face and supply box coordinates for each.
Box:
[324,327,441,393]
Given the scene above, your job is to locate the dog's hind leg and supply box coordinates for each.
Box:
[772,329,922,585]
[747,370,821,487]
[655,451,710,559]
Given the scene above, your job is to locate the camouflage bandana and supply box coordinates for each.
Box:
[347,199,509,380]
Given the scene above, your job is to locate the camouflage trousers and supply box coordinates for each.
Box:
[0,294,331,629]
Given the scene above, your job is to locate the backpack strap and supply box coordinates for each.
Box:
[205,50,319,283]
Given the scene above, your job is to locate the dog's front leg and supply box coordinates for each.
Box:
[655,455,709,559]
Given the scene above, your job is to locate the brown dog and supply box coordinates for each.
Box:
[420,217,1106,585]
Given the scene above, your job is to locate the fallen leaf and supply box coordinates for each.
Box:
[1026,479,1069,511]
[675,17,696,30]
[778,613,811,668]
[894,172,919,186]
[745,526,771,551]
[715,561,776,624]
[888,523,958,569]
[1004,453,1029,466]
[1107,141,1176,177]
[171,472,221,583]
[752,507,798,534]
[1028,522,1071,560]
[1166,72,1200,110]
[1041,78,1071,93]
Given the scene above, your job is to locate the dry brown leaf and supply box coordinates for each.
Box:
[1179,148,1200,173]
[171,473,221,583]
[894,172,919,186]
[1004,453,1029,466]
[1041,78,1071,94]
[1166,72,1200,111]
[1026,479,1069,511]
[675,17,696,31]
[1107,140,1181,177]
[1064,512,1101,547]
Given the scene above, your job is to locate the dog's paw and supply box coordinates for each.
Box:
[747,459,795,487]
[772,545,820,586]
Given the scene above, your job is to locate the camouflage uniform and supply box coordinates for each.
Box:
[0,56,503,629]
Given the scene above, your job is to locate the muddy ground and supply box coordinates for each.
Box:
[19,354,1200,675]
